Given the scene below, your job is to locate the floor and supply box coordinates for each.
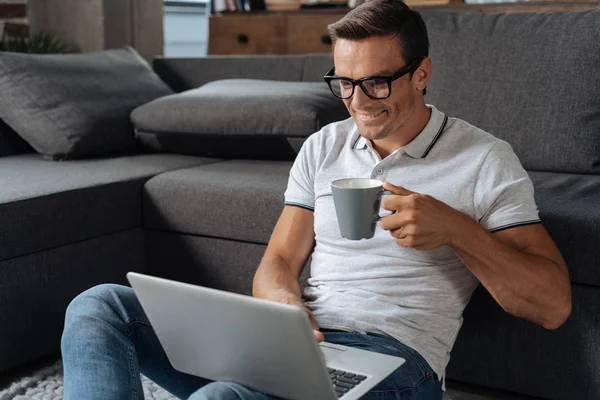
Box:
[1,355,546,400]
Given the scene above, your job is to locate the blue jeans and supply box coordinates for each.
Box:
[61,284,442,400]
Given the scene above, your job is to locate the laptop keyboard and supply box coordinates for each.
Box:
[327,367,367,398]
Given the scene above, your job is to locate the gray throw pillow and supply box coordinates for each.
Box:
[0,46,174,160]
[131,79,350,160]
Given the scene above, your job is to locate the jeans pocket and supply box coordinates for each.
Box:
[365,334,433,377]
[364,373,442,400]
[325,332,440,396]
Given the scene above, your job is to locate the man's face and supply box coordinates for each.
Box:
[333,36,421,142]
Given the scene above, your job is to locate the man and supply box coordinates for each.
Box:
[61,0,572,399]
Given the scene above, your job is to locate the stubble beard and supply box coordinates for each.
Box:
[358,113,403,142]
[353,111,394,141]
[362,125,392,141]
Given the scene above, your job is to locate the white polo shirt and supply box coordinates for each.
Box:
[284,105,540,384]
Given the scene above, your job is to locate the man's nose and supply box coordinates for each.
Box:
[351,85,374,109]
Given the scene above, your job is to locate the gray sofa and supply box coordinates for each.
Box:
[1,8,599,400]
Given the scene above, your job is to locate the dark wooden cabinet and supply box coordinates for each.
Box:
[209,12,343,55]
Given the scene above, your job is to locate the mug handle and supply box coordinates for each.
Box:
[375,190,395,221]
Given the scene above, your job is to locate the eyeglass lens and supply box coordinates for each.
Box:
[329,78,389,99]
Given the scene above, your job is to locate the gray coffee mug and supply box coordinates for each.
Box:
[331,178,394,240]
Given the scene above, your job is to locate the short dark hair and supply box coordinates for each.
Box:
[328,0,429,93]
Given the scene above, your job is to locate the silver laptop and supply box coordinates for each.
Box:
[127,272,405,400]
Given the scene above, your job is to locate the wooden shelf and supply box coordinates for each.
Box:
[0,3,27,19]
[3,22,29,37]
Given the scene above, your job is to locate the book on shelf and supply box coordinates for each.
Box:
[265,0,302,11]
[405,0,451,5]
[349,0,450,6]
[266,0,350,11]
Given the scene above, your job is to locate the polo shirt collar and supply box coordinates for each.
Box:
[403,105,448,158]
[352,105,448,158]
[352,132,369,150]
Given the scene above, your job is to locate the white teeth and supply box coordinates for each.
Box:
[358,110,385,120]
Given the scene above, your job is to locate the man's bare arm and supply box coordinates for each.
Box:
[381,182,572,330]
[451,221,571,330]
[252,205,323,340]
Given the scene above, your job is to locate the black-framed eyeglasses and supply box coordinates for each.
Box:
[323,57,424,100]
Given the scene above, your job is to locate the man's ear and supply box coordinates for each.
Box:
[414,56,432,92]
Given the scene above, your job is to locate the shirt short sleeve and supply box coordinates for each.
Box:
[284,133,319,211]
[474,141,541,232]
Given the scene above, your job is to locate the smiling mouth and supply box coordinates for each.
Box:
[356,110,387,122]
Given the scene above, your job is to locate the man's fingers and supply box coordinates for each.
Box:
[300,306,324,342]
[390,227,406,239]
[313,330,325,342]
[381,191,417,212]
[382,182,415,196]
[309,316,323,337]
[308,313,324,342]
[380,210,414,232]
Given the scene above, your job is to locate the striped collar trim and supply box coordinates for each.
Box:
[403,106,448,158]
[352,134,368,150]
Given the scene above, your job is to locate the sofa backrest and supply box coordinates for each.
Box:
[301,54,334,82]
[154,54,333,91]
[155,9,599,174]
[421,9,600,174]
[154,55,307,92]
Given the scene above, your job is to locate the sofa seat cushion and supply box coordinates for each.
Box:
[529,171,600,286]
[143,160,293,243]
[131,79,349,160]
[0,153,219,261]
[422,9,600,174]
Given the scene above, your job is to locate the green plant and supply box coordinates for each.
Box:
[0,30,70,54]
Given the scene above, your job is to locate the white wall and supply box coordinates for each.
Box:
[164,0,210,57]
[28,0,164,61]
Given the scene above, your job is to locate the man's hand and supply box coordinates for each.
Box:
[278,297,325,342]
[380,182,468,250]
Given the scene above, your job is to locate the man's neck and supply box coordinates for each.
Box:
[371,105,432,159]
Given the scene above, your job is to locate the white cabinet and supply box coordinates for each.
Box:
[164,0,210,57]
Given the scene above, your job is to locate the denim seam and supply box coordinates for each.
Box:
[87,294,153,400]
[125,318,154,400]
[127,317,153,327]
[230,383,250,400]
[85,294,153,328]
[126,334,140,400]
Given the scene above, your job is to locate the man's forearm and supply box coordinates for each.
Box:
[253,254,324,341]
[252,256,303,303]
[450,216,571,329]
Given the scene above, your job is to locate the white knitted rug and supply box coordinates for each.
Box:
[0,360,178,400]
[1,360,470,400]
